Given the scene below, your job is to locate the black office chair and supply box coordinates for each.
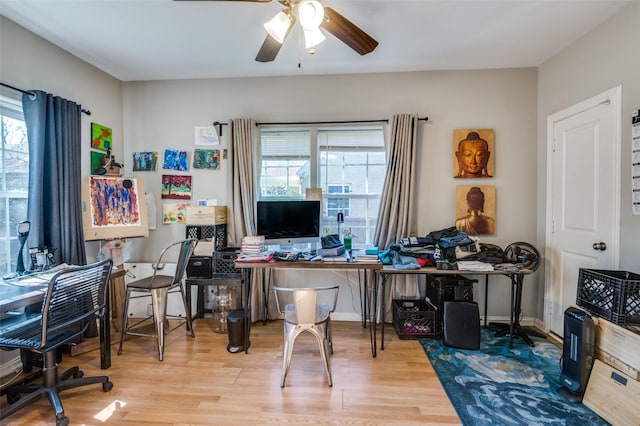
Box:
[0,259,114,426]
[118,239,197,361]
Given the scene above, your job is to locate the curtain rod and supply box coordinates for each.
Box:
[0,82,92,115]
[212,116,428,136]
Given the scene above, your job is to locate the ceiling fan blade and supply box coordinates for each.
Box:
[255,16,295,62]
[255,35,284,62]
[320,7,378,56]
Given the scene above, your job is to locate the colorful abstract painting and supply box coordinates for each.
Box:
[88,176,142,226]
[91,123,112,152]
[193,149,220,169]
[91,150,107,174]
[162,203,187,224]
[161,174,192,200]
[162,149,188,171]
[132,151,158,171]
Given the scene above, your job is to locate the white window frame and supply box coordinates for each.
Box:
[0,93,29,275]
[259,125,385,248]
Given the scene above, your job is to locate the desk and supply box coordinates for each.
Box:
[0,268,125,370]
[375,266,533,356]
[234,260,382,356]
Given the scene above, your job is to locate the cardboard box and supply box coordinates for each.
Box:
[186,206,226,225]
[594,317,640,375]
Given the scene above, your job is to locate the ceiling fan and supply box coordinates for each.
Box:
[175,0,379,62]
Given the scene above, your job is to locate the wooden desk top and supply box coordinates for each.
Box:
[1,267,126,314]
[377,265,532,276]
[234,260,383,270]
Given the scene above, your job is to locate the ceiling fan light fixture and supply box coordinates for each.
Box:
[303,27,326,49]
[264,11,292,44]
[298,0,324,30]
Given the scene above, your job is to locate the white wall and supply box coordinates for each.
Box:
[0,15,122,369]
[122,68,539,321]
[537,1,640,317]
[0,16,124,262]
[1,13,551,325]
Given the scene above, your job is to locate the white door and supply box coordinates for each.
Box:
[544,86,621,337]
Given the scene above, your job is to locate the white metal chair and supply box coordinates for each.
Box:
[273,285,339,387]
[118,239,197,361]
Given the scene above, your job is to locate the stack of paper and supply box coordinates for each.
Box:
[353,253,380,263]
[321,252,351,262]
[241,235,266,254]
[456,260,494,271]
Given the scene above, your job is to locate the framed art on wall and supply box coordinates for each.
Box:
[193,148,220,169]
[90,150,106,174]
[455,185,495,235]
[453,129,494,178]
[161,174,192,200]
[162,149,188,171]
[91,122,112,152]
[132,151,158,171]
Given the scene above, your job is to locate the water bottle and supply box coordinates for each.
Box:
[344,229,352,251]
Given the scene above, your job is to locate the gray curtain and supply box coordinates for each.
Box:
[226,118,263,321]
[372,113,419,321]
[22,90,86,267]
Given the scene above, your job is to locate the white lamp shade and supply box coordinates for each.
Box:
[303,27,326,49]
[264,11,291,44]
[298,0,324,30]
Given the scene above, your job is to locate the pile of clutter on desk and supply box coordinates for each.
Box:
[380,226,537,272]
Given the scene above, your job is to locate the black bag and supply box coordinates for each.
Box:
[463,243,506,264]
[321,234,343,249]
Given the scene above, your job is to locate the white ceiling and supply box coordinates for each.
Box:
[0,0,631,82]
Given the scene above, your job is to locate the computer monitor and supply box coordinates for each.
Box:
[256,200,320,247]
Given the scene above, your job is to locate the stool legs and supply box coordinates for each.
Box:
[117,284,194,361]
[150,288,168,361]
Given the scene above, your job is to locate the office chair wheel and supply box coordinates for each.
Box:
[73,370,84,379]
[56,414,70,426]
[103,381,113,392]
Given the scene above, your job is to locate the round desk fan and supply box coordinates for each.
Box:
[504,242,540,271]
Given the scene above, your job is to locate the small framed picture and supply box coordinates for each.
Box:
[132,152,158,171]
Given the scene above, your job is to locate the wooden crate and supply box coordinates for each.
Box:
[583,359,640,426]
[594,317,640,379]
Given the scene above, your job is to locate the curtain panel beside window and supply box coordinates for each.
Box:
[23,90,86,266]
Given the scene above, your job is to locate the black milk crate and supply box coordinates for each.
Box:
[576,268,640,325]
[425,275,476,308]
[392,299,439,339]
[212,247,242,278]
[186,225,215,240]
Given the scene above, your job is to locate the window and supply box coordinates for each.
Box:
[260,126,385,248]
[260,130,311,199]
[0,94,29,276]
[327,184,351,217]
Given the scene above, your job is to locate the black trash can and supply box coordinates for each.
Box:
[227,309,250,353]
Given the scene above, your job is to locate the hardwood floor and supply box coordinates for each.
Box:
[0,319,460,425]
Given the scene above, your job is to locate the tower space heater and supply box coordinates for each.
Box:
[559,307,595,402]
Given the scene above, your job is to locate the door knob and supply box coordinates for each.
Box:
[592,242,607,251]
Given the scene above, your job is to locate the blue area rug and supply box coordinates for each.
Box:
[420,329,608,425]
